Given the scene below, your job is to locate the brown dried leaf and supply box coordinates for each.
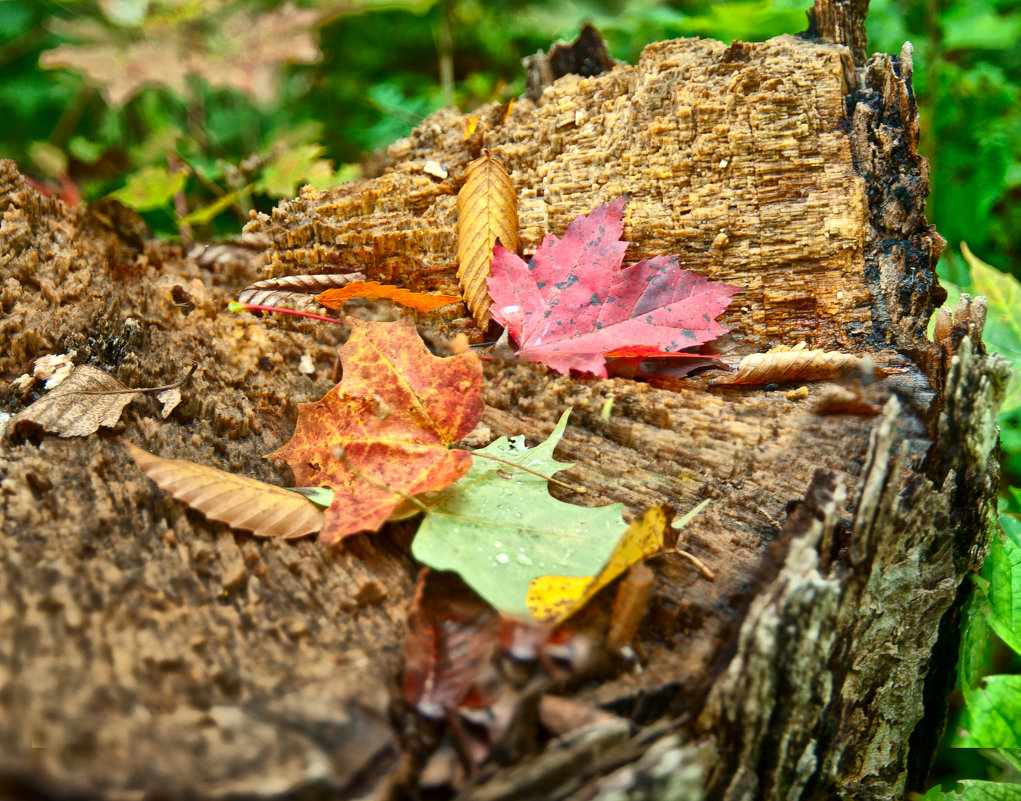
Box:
[238,272,366,308]
[123,441,324,539]
[41,31,190,107]
[155,387,182,419]
[713,344,867,385]
[402,569,500,719]
[605,561,654,650]
[9,365,141,438]
[456,151,518,329]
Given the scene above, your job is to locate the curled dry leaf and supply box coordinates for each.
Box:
[156,388,182,418]
[713,343,868,385]
[123,441,324,539]
[9,365,141,438]
[238,272,367,308]
[318,281,463,314]
[456,151,518,329]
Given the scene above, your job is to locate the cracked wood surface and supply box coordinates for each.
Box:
[0,32,1005,801]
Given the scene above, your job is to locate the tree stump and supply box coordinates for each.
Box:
[0,25,1009,801]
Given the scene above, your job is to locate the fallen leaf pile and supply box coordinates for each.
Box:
[11,169,795,768]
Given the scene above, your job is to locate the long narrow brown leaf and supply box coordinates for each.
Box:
[123,441,324,539]
[712,344,868,385]
[9,365,141,438]
[237,272,366,308]
[456,151,518,329]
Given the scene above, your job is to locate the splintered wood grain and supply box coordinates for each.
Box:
[245,35,873,351]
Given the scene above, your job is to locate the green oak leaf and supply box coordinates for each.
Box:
[411,409,628,620]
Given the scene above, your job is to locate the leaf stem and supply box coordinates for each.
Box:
[228,300,342,325]
[470,451,587,494]
[70,364,196,396]
[674,546,715,581]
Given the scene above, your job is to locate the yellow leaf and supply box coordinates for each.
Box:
[123,441,324,539]
[525,505,669,624]
[317,281,463,313]
[456,151,518,329]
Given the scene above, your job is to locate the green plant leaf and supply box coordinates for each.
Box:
[28,141,68,177]
[411,409,631,620]
[987,514,1021,658]
[916,781,1021,801]
[108,165,185,211]
[180,187,250,227]
[958,674,1021,748]
[962,244,1021,416]
[960,581,992,694]
[254,143,335,199]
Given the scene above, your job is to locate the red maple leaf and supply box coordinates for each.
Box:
[266,318,483,543]
[487,197,741,377]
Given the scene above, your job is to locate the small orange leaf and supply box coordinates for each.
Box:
[267,317,484,543]
[456,151,518,329]
[317,281,463,313]
[123,441,324,539]
[525,505,669,624]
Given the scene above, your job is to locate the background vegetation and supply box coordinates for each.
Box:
[0,0,1018,796]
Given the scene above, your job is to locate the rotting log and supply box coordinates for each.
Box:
[0,24,1010,801]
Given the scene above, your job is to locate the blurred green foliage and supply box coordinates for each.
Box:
[1,0,1020,794]
[0,0,1016,267]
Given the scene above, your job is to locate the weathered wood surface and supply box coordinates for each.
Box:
[0,31,1007,801]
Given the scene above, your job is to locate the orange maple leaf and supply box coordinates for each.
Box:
[267,317,483,543]
[318,281,463,313]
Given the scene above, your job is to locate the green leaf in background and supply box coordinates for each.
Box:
[254,143,336,198]
[28,141,68,177]
[411,409,629,620]
[180,187,250,227]
[916,781,1021,801]
[108,165,185,211]
[987,514,1021,658]
[962,244,1021,415]
[959,581,993,694]
[958,674,1021,748]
